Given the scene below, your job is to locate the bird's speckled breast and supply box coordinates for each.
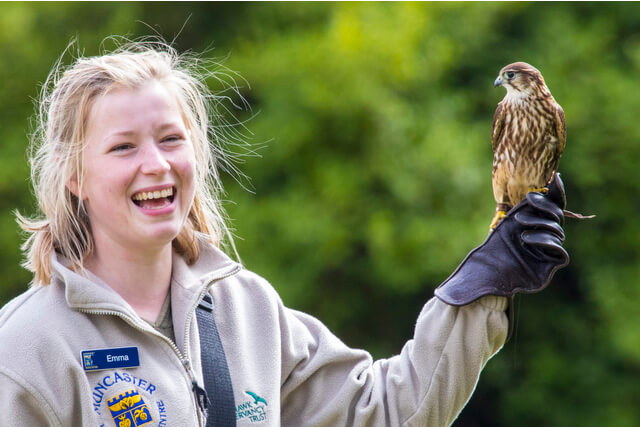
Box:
[492,99,558,205]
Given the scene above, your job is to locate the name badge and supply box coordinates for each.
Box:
[81,346,140,371]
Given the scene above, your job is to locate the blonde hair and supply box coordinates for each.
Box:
[17,39,245,285]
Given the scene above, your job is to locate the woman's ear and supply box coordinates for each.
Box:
[67,174,84,200]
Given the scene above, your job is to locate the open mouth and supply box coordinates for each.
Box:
[131,187,175,210]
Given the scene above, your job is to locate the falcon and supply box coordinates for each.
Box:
[489,62,566,230]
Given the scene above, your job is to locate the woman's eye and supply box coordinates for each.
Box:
[506,71,516,79]
[110,143,133,152]
[162,135,183,143]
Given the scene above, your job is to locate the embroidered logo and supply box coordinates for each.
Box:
[236,391,268,423]
[91,371,168,426]
[107,389,153,427]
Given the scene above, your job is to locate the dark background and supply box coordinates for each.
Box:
[1,3,639,426]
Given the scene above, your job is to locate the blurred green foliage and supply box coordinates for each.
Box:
[1,3,639,426]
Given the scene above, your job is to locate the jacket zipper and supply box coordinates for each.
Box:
[181,264,242,363]
[76,263,242,425]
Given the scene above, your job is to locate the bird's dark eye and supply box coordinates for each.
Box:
[505,71,516,79]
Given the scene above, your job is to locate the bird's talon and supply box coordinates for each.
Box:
[529,187,548,194]
[489,210,507,232]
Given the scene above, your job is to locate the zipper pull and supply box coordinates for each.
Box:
[192,380,210,414]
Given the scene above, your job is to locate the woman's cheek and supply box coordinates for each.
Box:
[175,149,197,201]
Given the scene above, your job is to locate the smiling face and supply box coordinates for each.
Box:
[76,81,196,259]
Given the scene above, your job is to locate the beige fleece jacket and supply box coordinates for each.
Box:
[0,242,507,426]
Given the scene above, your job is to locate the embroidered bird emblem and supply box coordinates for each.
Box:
[245,390,267,406]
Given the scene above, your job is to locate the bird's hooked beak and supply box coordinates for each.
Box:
[494,76,503,88]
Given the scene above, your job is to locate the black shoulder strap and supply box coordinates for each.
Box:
[196,293,237,427]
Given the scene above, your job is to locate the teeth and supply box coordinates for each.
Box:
[132,187,174,201]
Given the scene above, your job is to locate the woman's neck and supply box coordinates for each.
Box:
[84,243,173,322]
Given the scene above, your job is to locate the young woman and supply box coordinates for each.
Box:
[0,41,569,426]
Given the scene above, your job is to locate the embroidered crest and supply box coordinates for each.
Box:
[90,371,169,425]
[107,389,153,427]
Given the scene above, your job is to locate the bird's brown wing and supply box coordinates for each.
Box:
[491,102,506,153]
[544,102,566,182]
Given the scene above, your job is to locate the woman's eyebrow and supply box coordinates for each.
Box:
[155,122,183,132]
[108,129,137,137]
[102,130,137,144]
[102,123,184,142]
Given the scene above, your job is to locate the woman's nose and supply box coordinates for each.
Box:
[139,142,171,175]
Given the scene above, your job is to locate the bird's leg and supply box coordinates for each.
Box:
[489,202,511,232]
[489,210,506,231]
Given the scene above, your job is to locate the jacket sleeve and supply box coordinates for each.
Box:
[0,367,63,426]
[279,295,508,427]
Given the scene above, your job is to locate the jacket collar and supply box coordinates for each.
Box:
[51,255,133,315]
[50,237,241,332]
[170,239,241,352]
